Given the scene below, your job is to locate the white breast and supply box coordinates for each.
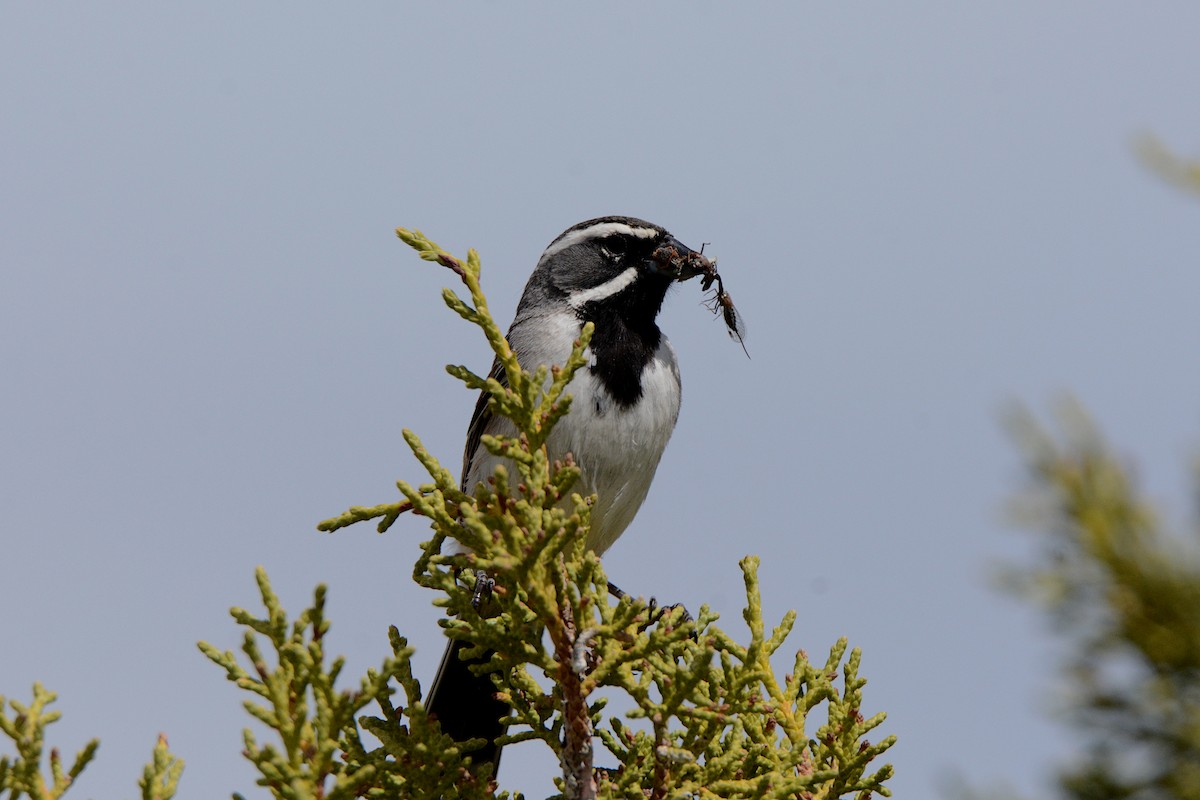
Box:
[463,310,681,555]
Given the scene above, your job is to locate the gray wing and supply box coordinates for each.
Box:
[461,358,508,492]
[461,308,577,492]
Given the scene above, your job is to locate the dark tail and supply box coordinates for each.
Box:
[425,637,509,773]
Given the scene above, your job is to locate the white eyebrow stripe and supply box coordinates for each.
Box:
[567,265,640,309]
[539,222,660,264]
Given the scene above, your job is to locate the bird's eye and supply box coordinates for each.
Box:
[602,235,628,257]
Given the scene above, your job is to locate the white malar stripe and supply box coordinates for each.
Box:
[567,265,640,309]
[539,222,660,264]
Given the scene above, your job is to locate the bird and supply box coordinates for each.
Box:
[424,215,710,774]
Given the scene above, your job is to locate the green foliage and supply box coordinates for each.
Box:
[199,568,506,800]
[0,684,98,800]
[1007,403,1200,800]
[140,735,184,800]
[0,683,180,800]
[306,228,895,798]
[586,557,893,799]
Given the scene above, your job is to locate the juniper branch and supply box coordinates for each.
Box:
[0,684,178,800]
[139,735,184,800]
[304,224,894,797]
[198,567,411,800]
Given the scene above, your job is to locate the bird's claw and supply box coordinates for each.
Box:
[470,572,496,611]
[611,583,695,638]
[646,597,693,628]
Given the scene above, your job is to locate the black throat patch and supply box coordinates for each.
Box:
[577,274,670,408]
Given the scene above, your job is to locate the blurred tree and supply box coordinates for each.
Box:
[996,135,1200,800]
[1005,404,1200,800]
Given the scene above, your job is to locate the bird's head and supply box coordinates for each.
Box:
[532,216,709,318]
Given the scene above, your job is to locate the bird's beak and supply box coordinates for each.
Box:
[650,236,712,282]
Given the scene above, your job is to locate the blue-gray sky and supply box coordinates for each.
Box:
[4,4,1200,798]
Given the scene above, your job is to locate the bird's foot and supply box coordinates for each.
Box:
[470,572,496,611]
[610,582,694,637]
[647,596,692,628]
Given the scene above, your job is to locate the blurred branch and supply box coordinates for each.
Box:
[1136,135,1200,198]
[1005,401,1200,800]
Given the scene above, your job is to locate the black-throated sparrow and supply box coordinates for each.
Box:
[425,216,712,772]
